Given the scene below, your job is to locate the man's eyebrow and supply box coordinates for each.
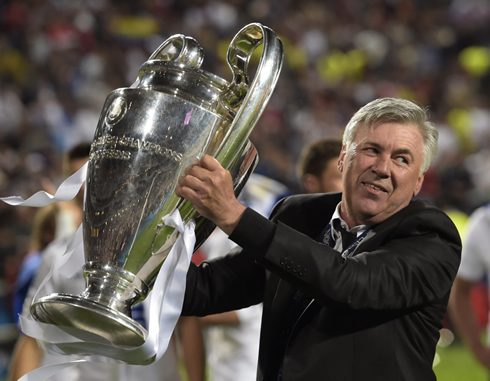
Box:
[362,141,415,160]
[361,141,381,149]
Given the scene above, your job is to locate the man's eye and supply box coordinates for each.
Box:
[396,157,409,164]
[365,147,377,154]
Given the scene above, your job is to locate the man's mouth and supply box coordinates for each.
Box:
[364,183,387,192]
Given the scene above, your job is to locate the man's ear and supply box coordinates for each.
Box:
[412,171,426,197]
[338,145,347,173]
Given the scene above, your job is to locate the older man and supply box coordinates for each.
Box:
[177,98,461,381]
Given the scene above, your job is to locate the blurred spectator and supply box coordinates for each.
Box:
[450,203,490,373]
[197,173,290,381]
[11,142,90,328]
[11,203,58,325]
[296,137,343,194]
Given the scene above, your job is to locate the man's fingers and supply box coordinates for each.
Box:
[178,173,208,193]
[175,154,242,233]
[182,156,228,185]
[184,161,215,181]
[199,155,223,171]
[175,184,198,202]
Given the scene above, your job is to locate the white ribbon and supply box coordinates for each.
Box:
[2,166,196,380]
[0,163,88,206]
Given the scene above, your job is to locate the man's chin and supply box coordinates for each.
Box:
[355,205,386,225]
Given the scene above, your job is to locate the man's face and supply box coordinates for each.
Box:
[303,157,343,194]
[318,158,343,193]
[338,122,426,227]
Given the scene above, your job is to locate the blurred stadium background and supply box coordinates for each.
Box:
[1,0,490,379]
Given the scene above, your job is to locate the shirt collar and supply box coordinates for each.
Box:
[331,202,370,237]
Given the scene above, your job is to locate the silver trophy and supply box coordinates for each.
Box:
[30,23,283,348]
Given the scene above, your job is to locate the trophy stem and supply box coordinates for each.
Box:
[30,263,151,347]
[82,262,150,317]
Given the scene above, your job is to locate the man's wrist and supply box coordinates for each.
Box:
[228,207,276,260]
[217,202,247,236]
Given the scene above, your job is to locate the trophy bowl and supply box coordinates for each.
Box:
[30,23,283,348]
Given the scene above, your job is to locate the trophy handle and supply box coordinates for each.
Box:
[193,140,259,251]
[131,35,205,88]
[216,23,283,170]
[175,23,283,226]
[148,34,205,68]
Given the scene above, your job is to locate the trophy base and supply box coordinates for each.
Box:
[31,293,148,347]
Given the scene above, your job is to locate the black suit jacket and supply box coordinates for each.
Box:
[182,193,462,381]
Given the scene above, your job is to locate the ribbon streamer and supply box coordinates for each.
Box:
[18,210,195,380]
[0,163,88,207]
[2,166,196,380]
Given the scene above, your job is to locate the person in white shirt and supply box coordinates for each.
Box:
[11,235,183,381]
[8,142,205,381]
[198,173,290,381]
[450,203,490,371]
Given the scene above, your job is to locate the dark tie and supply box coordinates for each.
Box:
[334,220,356,249]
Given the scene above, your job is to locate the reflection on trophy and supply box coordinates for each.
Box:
[30,23,283,348]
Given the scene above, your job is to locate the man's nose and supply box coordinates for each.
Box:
[372,155,390,177]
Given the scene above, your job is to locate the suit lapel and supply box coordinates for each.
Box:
[352,199,424,255]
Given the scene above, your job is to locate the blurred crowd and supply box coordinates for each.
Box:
[1,0,490,376]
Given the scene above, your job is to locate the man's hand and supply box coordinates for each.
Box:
[175,155,246,235]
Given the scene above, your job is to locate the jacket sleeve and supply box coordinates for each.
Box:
[230,198,462,311]
[182,244,267,316]
[181,197,279,317]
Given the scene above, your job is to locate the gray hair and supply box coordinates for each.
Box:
[342,98,438,173]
